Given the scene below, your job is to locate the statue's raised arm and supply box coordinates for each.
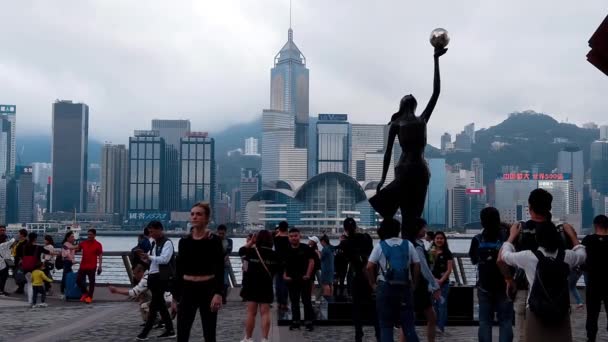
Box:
[420,47,447,124]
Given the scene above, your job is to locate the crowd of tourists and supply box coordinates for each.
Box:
[4,189,608,342]
[0,225,102,308]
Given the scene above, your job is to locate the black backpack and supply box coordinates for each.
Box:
[528,249,570,326]
[474,234,503,292]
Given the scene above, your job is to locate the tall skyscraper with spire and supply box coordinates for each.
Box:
[270,26,310,148]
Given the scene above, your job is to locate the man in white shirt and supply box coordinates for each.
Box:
[136,221,176,340]
[499,219,585,342]
[367,218,421,342]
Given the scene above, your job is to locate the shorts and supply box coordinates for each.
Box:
[414,286,432,312]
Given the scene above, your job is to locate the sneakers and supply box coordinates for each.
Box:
[305,324,314,332]
[31,304,38,309]
[240,338,254,342]
[289,323,301,331]
[39,303,48,308]
[80,294,88,302]
[135,333,149,341]
[84,296,92,304]
[157,330,176,339]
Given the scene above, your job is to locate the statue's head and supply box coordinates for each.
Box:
[399,95,417,116]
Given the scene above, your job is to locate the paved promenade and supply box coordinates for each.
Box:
[0,282,606,341]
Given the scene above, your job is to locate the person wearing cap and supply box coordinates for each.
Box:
[307,236,322,301]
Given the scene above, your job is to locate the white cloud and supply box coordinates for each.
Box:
[0,0,606,146]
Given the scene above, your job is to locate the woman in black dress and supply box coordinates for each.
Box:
[174,202,224,342]
[239,230,279,342]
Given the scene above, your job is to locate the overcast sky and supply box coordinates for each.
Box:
[1,1,606,146]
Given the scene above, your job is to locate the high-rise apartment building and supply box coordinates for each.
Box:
[261,109,307,183]
[100,144,129,217]
[557,147,584,193]
[350,124,386,181]
[51,100,89,213]
[6,166,34,224]
[591,140,608,195]
[128,130,164,211]
[424,158,446,226]
[316,114,349,175]
[179,132,215,210]
[244,137,260,156]
[447,186,466,229]
[32,163,52,187]
[270,28,309,148]
[240,168,261,224]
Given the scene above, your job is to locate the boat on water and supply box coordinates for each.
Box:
[6,222,82,246]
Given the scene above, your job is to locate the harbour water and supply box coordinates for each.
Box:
[96,236,474,254]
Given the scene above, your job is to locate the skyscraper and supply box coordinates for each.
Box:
[51,100,89,213]
[316,114,349,175]
[240,168,261,224]
[128,130,164,212]
[151,119,191,150]
[100,144,129,217]
[471,158,484,188]
[557,147,584,193]
[0,104,16,222]
[600,125,608,140]
[0,105,16,177]
[424,158,446,226]
[244,137,260,156]
[350,124,386,181]
[261,109,307,183]
[179,132,215,210]
[270,28,309,148]
[440,132,451,151]
[464,123,475,144]
[591,140,608,195]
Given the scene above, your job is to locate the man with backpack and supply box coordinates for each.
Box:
[469,207,513,342]
[136,221,176,340]
[339,217,379,342]
[367,218,420,342]
[499,213,585,341]
[583,214,608,342]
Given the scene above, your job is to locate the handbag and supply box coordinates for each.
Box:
[254,247,272,277]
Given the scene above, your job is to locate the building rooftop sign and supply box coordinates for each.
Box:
[0,105,16,114]
[497,172,572,181]
[134,130,160,137]
[186,131,209,138]
[318,114,348,121]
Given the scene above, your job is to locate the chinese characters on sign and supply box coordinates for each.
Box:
[498,173,571,181]
[127,211,169,221]
[0,105,16,114]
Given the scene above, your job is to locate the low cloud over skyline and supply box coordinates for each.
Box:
[0,1,606,146]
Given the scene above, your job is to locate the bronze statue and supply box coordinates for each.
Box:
[370,29,449,238]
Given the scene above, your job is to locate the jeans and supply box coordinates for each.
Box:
[376,281,418,342]
[60,260,73,294]
[77,268,96,298]
[275,272,288,306]
[32,285,46,305]
[177,281,218,342]
[568,269,583,305]
[141,274,173,336]
[433,282,450,331]
[351,273,380,341]
[287,278,314,325]
[478,289,514,342]
[586,285,608,341]
[0,267,8,293]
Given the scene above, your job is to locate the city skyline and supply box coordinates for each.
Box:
[1,1,607,148]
